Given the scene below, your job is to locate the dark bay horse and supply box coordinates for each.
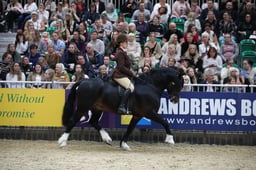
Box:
[58,68,183,150]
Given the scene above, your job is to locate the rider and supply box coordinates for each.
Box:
[112,34,137,114]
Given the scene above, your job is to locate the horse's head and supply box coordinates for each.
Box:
[166,68,184,104]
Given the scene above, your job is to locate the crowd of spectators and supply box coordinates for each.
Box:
[0,0,256,92]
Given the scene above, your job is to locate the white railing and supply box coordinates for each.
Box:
[0,80,255,93]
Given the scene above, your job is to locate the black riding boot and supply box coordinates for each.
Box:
[117,89,131,114]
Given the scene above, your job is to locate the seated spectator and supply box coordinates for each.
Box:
[26,11,45,32]
[44,0,56,15]
[61,42,80,73]
[144,32,162,60]
[69,30,86,54]
[202,46,223,79]
[152,0,171,17]
[171,0,191,20]
[160,44,179,68]
[27,30,41,50]
[181,74,191,92]
[148,15,164,39]
[53,63,70,89]
[219,1,238,23]
[38,3,49,27]
[150,5,169,24]
[93,0,105,14]
[198,32,219,58]
[127,33,142,68]
[78,22,90,43]
[166,57,178,70]
[5,43,21,63]
[38,31,51,55]
[134,13,149,46]
[15,31,28,55]
[97,64,110,81]
[220,58,236,83]
[101,13,113,38]
[139,46,157,68]
[220,33,239,62]
[49,2,66,24]
[42,68,55,88]
[183,44,202,71]
[218,11,237,42]
[200,0,219,23]
[69,1,81,24]
[52,19,70,43]
[237,13,256,42]
[23,21,35,42]
[26,63,45,88]
[178,57,190,74]
[105,30,119,57]
[37,56,49,72]
[20,56,33,78]
[200,10,218,35]
[0,52,12,80]
[202,23,219,48]
[239,1,256,22]
[17,0,38,30]
[162,34,181,58]
[190,0,201,18]
[199,68,220,92]
[50,31,66,57]
[121,0,137,18]
[76,54,96,78]
[223,67,244,93]
[186,67,200,85]
[92,19,107,42]
[131,2,151,22]
[184,12,201,33]
[162,22,183,44]
[102,56,114,74]
[128,22,139,42]
[240,59,256,85]
[70,64,88,82]
[101,2,118,23]
[183,24,199,43]
[6,62,26,88]
[63,12,77,36]
[84,43,103,73]
[181,32,198,56]
[89,30,105,55]
[26,44,41,66]
[83,2,100,24]
[45,44,61,69]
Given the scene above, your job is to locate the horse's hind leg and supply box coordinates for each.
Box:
[121,116,142,150]
[58,109,85,147]
[145,113,175,144]
[89,108,112,145]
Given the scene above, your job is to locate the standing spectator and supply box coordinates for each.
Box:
[26,44,41,66]
[6,62,26,88]
[2,0,23,33]
[202,46,223,78]
[45,44,60,69]
[26,63,45,88]
[220,33,239,62]
[171,0,191,20]
[162,22,183,44]
[15,31,28,55]
[89,30,105,55]
[17,0,38,30]
[0,52,12,80]
[131,2,151,22]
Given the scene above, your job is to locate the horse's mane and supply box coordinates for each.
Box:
[136,67,181,85]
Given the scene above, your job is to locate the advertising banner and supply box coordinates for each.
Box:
[0,89,64,127]
[117,92,256,131]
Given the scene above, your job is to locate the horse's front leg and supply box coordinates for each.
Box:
[121,116,141,151]
[145,112,175,144]
[89,109,112,145]
[58,110,84,147]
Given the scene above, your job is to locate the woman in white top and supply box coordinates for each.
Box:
[203,46,223,76]
[6,62,26,88]
[15,31,28,55]
[126,33,142,67]
[160,44,180,68]
[161,34,181,58]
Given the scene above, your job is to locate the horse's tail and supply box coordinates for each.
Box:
[62,80,82,127]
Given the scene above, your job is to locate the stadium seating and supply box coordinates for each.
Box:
[241,51,256,64]
[239,39,256,52]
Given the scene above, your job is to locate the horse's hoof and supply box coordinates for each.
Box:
[165,134,175,144]
[100,129,112,145]
[59,141,67,148]
[58,133,70,147]
[120,141,131,151]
